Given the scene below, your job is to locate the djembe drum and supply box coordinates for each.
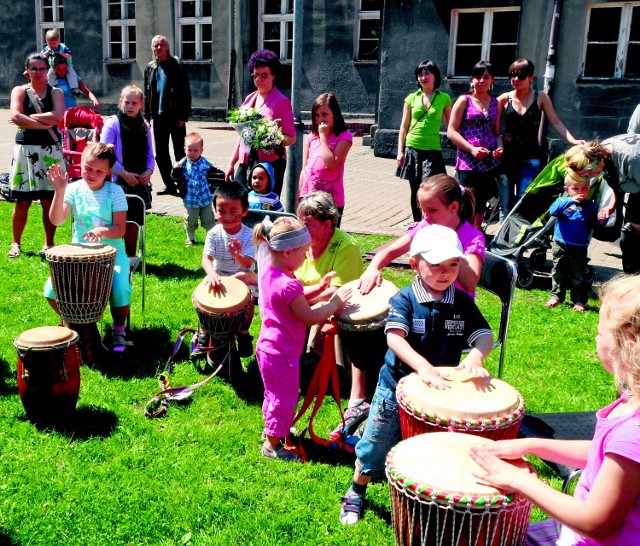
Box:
[45,243,116,365]
[386,432,533,546]
[333,279,399,373]
[192,278,251,346]
[397,368,525,440]
[14,326,81,422]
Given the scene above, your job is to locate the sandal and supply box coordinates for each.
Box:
[8,243,20,258]
[572,304,586,312]
[545,299,561,308]
[39,245,53,258]
[329,401,371,441]
[339,495,364,526]
[110,331,134,353]
[261,444,299,462]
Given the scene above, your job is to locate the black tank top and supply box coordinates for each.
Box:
[15,85,60,146]
[503,90,541,161]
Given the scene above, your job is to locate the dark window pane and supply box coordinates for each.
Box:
[492,11,519,43]
[43,7,53,21]
[588,7,621,42]
[128,26,136,41]
[359,39,378,61]
[110,26,122,41]
[202,24,212,41]
[286,21,293,41]
[181,0,196,18]
[584,44,617,77]
[360,19,380,39]
[43,0,52,7]
[264,22,280,41]
[182,43,195,60]
[59,29,65,41]
[126,1,135,19]
[631,7,640,41]
[60,6,64,20]
[455,45,482,76]
[625,43,640,77]
[108,3,121,19]
[181,24,195,41]
[203,0,211,17]
[202,43,212,60]
[285,40,292,59]
[285,0,293,14]
[264,0,280,15]
[361,0,381,10]
[457,12,484,44]
[111,43,122,58]
[489,45,517,76]
[263,41,280,56]
[129,44,136,58]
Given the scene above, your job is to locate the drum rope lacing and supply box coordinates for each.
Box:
[144,328,230,418]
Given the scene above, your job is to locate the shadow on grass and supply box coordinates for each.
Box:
[0,532,19,546]
[145,262,202,281]
[0,358,15,396]
[91,325,176,379]
[22,405,118,440]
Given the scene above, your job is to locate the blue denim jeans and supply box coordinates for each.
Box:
[498,159,541,221]
[354,381,401,479]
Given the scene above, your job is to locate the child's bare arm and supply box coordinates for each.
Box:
[456,332,493,377]
[201,254,222,288]
[386,329,450,389]
[47,165,71,226]
[83,211,126,241]
[289,285,353,326]
[228,238,255,270]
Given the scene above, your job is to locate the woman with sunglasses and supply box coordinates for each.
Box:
[225,50,296,196]
[497,59,584,221]
[7,52,66,258]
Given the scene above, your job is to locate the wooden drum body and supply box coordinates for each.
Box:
[333,279,398,372]
[397,369,525,440]
[45,243,117,324]
[192,278,251,345]
[386,432,533,546]
[15,326,81,422]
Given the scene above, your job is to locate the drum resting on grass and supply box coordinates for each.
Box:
[14,326,81,422]
[397,368,525,440]
[386,432,533,546]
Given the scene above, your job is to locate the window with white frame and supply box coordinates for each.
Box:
[355,0,381,61]
[105,0,136,60]
[449,8,520,77]
[176,0,212,61]
[37,0,65,48]
[259,0,294,60]
[583,2,640,78]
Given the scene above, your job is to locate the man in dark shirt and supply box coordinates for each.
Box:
[144,35,191,196]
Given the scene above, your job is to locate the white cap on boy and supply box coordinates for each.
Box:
[410,224,465,264]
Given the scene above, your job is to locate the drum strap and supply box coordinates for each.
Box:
[290,322,357,457]
[144,328,229,418]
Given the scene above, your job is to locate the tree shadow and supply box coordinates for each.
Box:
[0,532,19,546]
[20,405,118,440]
[145,263,202,281]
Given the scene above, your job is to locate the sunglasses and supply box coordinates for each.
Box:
[509,72,530,80]
[251,72,271,80]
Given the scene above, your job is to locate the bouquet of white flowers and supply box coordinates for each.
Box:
[240,119,285,152]
[227,107,263,136]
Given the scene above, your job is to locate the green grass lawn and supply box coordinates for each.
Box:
[0,201,615,545]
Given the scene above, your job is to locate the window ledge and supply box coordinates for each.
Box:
[103,58,136,65]
[180,59,213,65]
[577,77,640,84]
[354,60,377,65]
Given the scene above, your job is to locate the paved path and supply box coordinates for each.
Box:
[0,109,622,281]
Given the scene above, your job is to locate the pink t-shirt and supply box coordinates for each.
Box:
[299,130,353,207]
[257,266,306,357]
[239,87,296,164]
[407,219,485,297]
[558,395,640,546]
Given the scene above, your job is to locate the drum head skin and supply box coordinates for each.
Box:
[193,278,251,314]
[399,368,524,422]
[14,326,79,351]
[386,432,531,506]
[334,279,399,325]
[45,243,117,260]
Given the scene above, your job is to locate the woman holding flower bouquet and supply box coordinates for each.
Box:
[226,50,296,197]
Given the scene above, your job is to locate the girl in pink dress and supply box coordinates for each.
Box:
[253,216,352,461]
[299,93,353,225]
[471,274,640,546]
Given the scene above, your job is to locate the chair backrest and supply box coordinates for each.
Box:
[124,194,146,258]
[243,209,297,230]
[478,251,517,378]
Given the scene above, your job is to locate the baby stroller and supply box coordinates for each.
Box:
[60,106,104,179]
[488,155,618,289]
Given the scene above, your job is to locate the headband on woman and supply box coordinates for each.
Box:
[268,226,312,251]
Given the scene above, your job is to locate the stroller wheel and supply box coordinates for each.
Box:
[517,265,535,289]
[529,248,547,269]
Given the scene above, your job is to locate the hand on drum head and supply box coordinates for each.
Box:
[417,365,451,390]
[357,268,383,296]
[205,271,223,290]
[48,164,69,191]
[82,229,103,242]
[455,355,491,380]
[469,444,529,491]
[331,284,354,309]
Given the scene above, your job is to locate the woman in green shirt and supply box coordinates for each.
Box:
[396,60,452,221]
